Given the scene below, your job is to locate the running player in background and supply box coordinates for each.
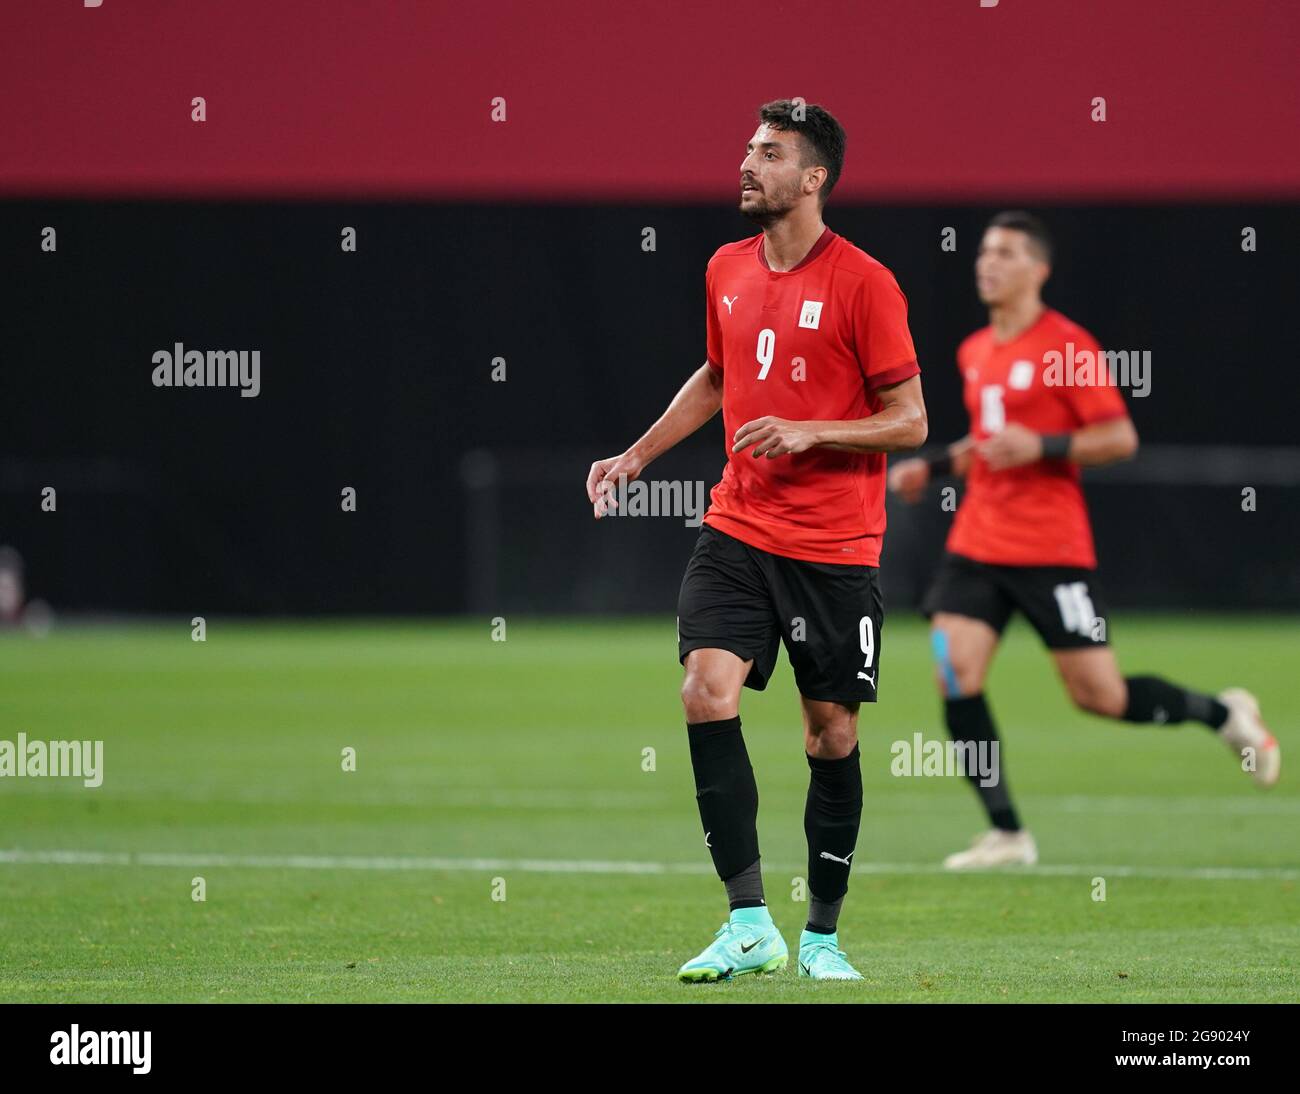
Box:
[889,211,1280,870]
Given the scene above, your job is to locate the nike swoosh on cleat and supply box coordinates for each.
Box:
[740,937,766,953]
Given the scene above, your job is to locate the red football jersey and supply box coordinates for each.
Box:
[947,307,1129,568]
[700,227,920,566]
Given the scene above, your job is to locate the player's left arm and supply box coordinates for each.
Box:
[731,374,928,458]
[808,373,930,453]
[981,329,1138,471]
[979,416,1138,471]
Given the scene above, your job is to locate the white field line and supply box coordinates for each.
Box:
[5,785,1298,816]
[0,848,1295,882]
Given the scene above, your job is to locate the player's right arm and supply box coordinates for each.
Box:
[888,436,975,504]
[586,361,723,518]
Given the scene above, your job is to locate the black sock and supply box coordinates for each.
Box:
[724,858,766,911]
[804,743,862,922]
[806,892,843,935]
[687,717,761,886]
[1123,675,1228,731]
[944,694,1020,832]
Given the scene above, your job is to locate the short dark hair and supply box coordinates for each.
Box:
[987,210,1052,263]
[757,99,846,206]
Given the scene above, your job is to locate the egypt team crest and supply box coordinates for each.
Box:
[798,300,823,329]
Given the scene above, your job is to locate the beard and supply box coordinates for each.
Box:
[739,182,800,226]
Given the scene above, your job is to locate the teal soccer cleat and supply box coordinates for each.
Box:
[677,908,788,983]
[797,930,863,980]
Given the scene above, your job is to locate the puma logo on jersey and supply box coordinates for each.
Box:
[857,671,875,687]
[819,850,854,866]
[722,295,739,315]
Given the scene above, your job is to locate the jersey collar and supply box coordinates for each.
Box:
[756,225,836,273]
[990,305,1053,347]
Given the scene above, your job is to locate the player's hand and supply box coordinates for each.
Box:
[586,450,645,519]
[732,417,819,459]
[949,436,975,477]
[978,423,1043,471]
[887,457,929,504]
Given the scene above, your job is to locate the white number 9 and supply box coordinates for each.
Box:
[756,328,775,380]
[859,616,875,669]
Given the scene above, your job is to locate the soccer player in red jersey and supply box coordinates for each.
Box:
[586,100,928,980]
[890,211,1281,870]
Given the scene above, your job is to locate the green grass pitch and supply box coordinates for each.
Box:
[1,615,1296,1002]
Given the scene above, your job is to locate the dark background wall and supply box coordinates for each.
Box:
[5,201,1298,614]
[4,1,1298,616]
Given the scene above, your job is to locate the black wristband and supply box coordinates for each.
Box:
[926,452,953,476]
[1040,433,1072,459]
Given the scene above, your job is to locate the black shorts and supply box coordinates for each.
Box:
[920,550,1110,650]
[676,524,885,704]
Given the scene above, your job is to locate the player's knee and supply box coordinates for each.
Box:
[804,703,858,741]
[804,722,858,758]
[930,629,982,698]
[680,671,737,722]
[1066,676,1124,717]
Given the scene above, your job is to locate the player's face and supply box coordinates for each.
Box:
[975,227,1048,305]
[738,124,808,224]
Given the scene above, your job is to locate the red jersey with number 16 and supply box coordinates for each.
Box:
[947,307,1130,569]
[700,227,920,566]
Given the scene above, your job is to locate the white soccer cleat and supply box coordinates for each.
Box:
[942,828,1038,870]
[1218,688,1280,788]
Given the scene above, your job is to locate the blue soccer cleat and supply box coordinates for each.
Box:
[677,907,788,982]
[797,929,863,980]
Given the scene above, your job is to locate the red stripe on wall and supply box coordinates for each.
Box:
[2,0,1297,200]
